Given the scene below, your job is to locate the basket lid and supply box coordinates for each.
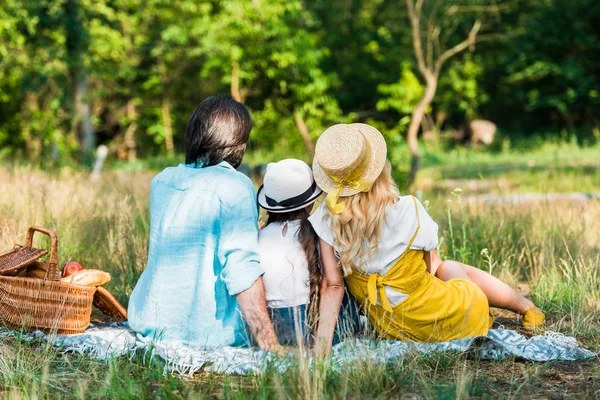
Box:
[93,286,128,321]
[0,246,48,275]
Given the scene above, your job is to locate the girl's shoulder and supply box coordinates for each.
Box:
[386,195,436,228]
[388,195,418,216]
[307,201,335,246]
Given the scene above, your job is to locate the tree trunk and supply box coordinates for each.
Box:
[406,74,438,186]
[21,92,42,159]
[293,109,315,160]
[124,99,137,162]
[74,73,95,160]
[161,96,174,155]
[231,60,242,102]
[123,16,137,162]
[65,0,94,165]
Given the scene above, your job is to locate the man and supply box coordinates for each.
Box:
[128,95,282,352]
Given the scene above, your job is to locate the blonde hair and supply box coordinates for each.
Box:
[326,161,399,276]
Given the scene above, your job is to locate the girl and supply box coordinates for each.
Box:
[308,123,544,344]
[257,159,359,353]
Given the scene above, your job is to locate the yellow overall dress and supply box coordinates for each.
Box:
[344,197,491,342]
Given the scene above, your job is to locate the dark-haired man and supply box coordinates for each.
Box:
[128,95,282,352]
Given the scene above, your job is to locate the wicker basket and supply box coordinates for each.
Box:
[0,227,97,334]
[0,244,48,276]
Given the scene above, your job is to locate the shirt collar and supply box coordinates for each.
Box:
[182,160,234,170]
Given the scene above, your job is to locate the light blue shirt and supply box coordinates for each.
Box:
[128,161,264,348]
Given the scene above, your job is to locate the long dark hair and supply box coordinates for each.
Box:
[266,208,322,333]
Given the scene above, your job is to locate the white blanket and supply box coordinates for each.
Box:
[1,323,597,376]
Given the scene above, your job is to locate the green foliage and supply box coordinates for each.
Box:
[504,0,600,122]
[0,0,598,163]
[201,0,342,155]
[439,55,488,120]
[377,61,424,116]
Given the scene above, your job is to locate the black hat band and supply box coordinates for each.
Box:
[264,181,318,208]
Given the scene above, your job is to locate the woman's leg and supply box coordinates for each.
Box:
[435,260,472,281]
[436,260,534,315]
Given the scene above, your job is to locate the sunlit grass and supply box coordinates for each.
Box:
[0,161,599,398]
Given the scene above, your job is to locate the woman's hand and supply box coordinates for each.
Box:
[313,239,345,359]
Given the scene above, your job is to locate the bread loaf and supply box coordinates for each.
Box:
[61,269,111,286]
[26,262,48,279]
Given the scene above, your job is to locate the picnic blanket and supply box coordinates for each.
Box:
[1,323,597,376]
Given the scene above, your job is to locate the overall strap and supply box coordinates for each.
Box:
[406,195,421,250]
[380,195,422,279]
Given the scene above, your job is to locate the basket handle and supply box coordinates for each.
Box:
[26,226,61,281]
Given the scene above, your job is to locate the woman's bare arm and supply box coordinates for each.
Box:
[314,239,344,358]
[423,249,443,276]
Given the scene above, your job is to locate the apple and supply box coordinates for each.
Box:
[62,261,84,277]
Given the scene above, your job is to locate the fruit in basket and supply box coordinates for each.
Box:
[62,261,84,277]
[61,269,111,286]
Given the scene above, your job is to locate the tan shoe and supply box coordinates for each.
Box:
[522,307,545,328]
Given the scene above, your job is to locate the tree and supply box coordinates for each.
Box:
[65,0,95,164]
[141,0,210,155]
[499,0,600,129]
[404,0,482,185]
[85,0,155,161]
[202,0,341,159]
[0,0,73,162]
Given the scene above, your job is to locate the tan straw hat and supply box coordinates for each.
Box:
[312,123,387,214]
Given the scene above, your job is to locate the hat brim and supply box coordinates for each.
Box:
[257,185,323,213]
[312,123,387,197]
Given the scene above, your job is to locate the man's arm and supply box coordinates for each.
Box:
[236,277,283,353]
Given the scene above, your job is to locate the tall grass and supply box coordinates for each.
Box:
[0,164,599,398]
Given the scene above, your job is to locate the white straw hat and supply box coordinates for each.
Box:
[257,159,323,213]
[312,123,387,213]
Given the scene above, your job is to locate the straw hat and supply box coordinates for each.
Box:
[257,159,323,213]
[312,123,387,198]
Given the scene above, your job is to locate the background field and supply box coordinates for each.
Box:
[1,141,599,399]
[2,0,600,397]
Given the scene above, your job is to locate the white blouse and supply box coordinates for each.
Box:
[308,195,438,306]
[258,220,311,308]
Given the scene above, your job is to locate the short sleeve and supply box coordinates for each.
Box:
[218,178,264,296]
[411,196,439,251]
[308,201,335,247]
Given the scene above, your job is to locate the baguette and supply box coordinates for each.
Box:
[61,269,111,286]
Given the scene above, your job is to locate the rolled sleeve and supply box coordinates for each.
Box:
[218,185,264,296]
[414,197,439,251]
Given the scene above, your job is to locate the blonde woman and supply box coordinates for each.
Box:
[308,123,544,345]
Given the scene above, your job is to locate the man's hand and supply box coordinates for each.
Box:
[236,277,282,352]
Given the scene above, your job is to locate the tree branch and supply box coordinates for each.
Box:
[415,0,425,15]
[406,0,431,78]
[435,19,481,74]
[425,0,442,67]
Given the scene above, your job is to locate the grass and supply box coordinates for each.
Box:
[0,147,599,398]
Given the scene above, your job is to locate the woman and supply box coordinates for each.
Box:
[308,123,544,343]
